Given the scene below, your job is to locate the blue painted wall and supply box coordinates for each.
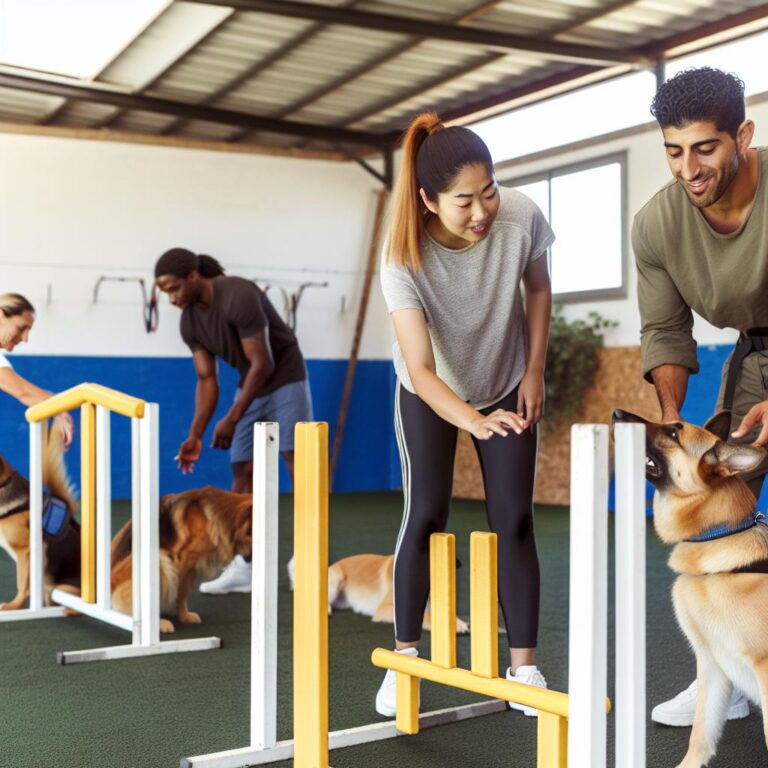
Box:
[0,356,401,497]
[4,346,765,510]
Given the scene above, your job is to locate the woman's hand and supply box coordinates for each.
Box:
[468,409,526,440]
[516,369,545,429]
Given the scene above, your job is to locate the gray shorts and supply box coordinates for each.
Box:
[230,378,313,463]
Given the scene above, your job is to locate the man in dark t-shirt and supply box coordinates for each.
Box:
[155,247,312,593]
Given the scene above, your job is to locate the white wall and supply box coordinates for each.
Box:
[496,95,768,348]
[3,95,767,363]
[0,133,389,360]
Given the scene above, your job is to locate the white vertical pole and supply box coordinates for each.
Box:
[615,423,646,768]
[131,416,142,644]
[568,424,609,768]
[29,421,44,611]
[251,422,280,749]
[96,406,112,612]
[139,403,160,647]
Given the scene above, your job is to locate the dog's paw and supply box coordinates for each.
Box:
[456,617,470,634]
[178,610,202,625]
[160,618,176,633]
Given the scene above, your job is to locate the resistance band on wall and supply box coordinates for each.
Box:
[254,279,328,331]
[92,276,158,333]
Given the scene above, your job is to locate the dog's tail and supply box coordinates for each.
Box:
[111,550,178,616]
[42,420,77,512]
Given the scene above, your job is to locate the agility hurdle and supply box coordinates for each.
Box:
[184,421,511,768]
[183,420,646,768]
[0,383,221,664]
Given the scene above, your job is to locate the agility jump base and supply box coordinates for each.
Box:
[183,421,646,768]
[0,383,221,664]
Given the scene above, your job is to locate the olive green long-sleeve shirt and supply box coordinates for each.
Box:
[632,147,768,382]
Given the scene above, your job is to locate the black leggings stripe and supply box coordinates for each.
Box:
[393,383,540,647]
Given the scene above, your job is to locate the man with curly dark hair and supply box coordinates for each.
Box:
[633,66,768,727]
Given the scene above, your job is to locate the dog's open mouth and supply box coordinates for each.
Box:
[645,446,664,480]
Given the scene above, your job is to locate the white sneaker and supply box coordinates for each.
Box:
[651,679,750,727]
[199,556,252,594]
[375,647,419,717]
[506,665,547,717]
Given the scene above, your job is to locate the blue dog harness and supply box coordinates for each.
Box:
[684,511,768,574]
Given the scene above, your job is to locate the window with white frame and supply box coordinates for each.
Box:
[502,154,626,301]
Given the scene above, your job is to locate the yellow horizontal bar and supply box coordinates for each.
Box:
[26,383,145,422]
[373,649,610,719]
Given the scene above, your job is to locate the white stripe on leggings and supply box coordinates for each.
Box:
[392,382,413,641]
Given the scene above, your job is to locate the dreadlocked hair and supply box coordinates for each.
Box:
[651,67,745,138]
[154,248,225,279]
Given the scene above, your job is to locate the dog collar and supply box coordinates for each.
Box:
[684,510,768,543]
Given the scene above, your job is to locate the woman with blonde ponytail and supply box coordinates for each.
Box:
[377,112,554,717]
[0,293,73,447]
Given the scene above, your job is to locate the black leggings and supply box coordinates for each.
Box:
[392,383,540,647]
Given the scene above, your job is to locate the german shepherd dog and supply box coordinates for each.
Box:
[288,553,470,633]
[0,422,80,610]
[110,487,252,633]
[613,409,768,768]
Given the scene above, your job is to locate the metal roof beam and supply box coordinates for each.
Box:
[0,70,388,147]
[185,0,642,65]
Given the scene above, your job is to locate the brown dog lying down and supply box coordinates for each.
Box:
[110,486,252,633]
[289,553,469,633]
[0,422,80,610]
[614,409,768,768]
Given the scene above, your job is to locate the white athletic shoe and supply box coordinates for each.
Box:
[199,555,252,594]
[651,679,750,727]
[506,665,547,717]
[375,647,419,717]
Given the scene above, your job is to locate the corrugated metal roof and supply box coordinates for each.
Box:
[0,0,767,163]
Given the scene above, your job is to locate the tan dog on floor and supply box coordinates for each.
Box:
[613,409,768,768]
[289,553,469,633]
[0,422,80,610]
[110,486,252,633]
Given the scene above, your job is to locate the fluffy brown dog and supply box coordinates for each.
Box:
[0,422,79,610]
[110,486,252,633]
[614,409,768,768]
[289,553,469,633]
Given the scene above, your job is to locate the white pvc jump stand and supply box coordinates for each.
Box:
[54,403,221,665]
[183,422,506,768]
[0,392,222,663]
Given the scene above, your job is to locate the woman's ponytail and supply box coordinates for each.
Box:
[385,112,444,271]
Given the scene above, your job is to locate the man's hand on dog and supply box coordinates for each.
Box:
[176,436,202,474]
[731,400,768,446]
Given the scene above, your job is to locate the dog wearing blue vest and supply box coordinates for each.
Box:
[613,409,768,768]
[0,421,79,610]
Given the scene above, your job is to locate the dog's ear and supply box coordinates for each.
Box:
[703,410,732,441]
[703,441,766,477]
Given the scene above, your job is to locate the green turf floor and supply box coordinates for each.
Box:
[0,492,763,767]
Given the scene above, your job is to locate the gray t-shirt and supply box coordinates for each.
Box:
[380,186,554,409]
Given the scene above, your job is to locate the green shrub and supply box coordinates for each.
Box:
[543,305,617,432]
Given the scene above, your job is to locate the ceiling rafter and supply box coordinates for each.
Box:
[184,0,643,65]
[335,0,644,130]
[158,0,367,137]
[228,0,503,143]
[439,3,768,127]
[94,11,236,131]
[0,70,390,147]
